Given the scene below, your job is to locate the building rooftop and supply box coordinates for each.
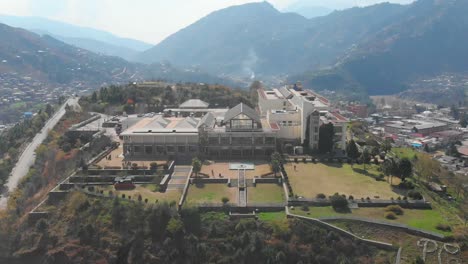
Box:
[122,115,201,135]
[179,99,209,109]
[224,103,260,123]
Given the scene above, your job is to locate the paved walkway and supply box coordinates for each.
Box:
[168,166,192,190]
[238,169,246,206]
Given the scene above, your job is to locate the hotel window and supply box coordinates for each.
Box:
[189,145,197,152]
[133,146,142,153]
[166,146,175,153]
[177,146,186,153]
[156,146,165,154]
[145,146,153,154]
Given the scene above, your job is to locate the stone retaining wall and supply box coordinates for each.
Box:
[190,178,229,184]
[253,178,281,184]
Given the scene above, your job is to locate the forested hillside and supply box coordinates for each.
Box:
[0,192,395,263]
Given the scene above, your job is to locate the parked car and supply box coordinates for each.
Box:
[114,178,135,190]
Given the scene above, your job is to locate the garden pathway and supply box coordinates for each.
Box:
[168,166,192,190]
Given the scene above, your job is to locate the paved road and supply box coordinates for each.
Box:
[0,97,80,209]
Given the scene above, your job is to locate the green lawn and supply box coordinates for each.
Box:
[248,184,285,204]
[285,163,400,199]
[293,206,453,236]
[186,183,236,204]
[257,211,286,222]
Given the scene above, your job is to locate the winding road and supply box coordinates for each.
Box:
[0,97,80,209]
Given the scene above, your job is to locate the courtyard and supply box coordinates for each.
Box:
[285,162,401,199]
[200,161,273,179]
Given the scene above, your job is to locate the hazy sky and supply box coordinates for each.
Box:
[0,0,415,44]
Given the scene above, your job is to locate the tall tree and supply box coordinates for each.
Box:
[398,158,413,181]
[318,123,334,154]
[382,158,398,185]
[446,143,461,158]
[360,147,371,170]
[192,157,202,178]
[346,140,360,161]
[450,105,460,120]
[381,138,393,153]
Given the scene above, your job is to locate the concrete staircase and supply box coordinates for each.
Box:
[167,166,192,190]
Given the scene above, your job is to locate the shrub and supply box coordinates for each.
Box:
[144,199,148,203]
[87,186,95,192]
[348,195,354,200]
[316,193,326,199]
[385,205,404,215]
[436,223,452,232]
[384,212,397,220]
[330,193,348,210]
[301,205,309,211]
[376,174,385,181]
[221,197,230,204]
[150,162,158,172]
[407,190,423,200]
[122,194,125,199]
[399,180,415,189]
[35,219,48,232]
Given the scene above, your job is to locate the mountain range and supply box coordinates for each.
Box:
[136,2,409,79]
[0,22,239,89]
[0,15,152,61]
[282,2,333,18]
[1,0,468,102]
[292,0,468,98]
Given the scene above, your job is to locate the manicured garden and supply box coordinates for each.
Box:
[186,183,237,204]
[293,205,453,235]
[248,184,285,204]
[256,211,286,222]
[285,162,401,199]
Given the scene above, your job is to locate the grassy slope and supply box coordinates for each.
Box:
[294,206,453,236]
